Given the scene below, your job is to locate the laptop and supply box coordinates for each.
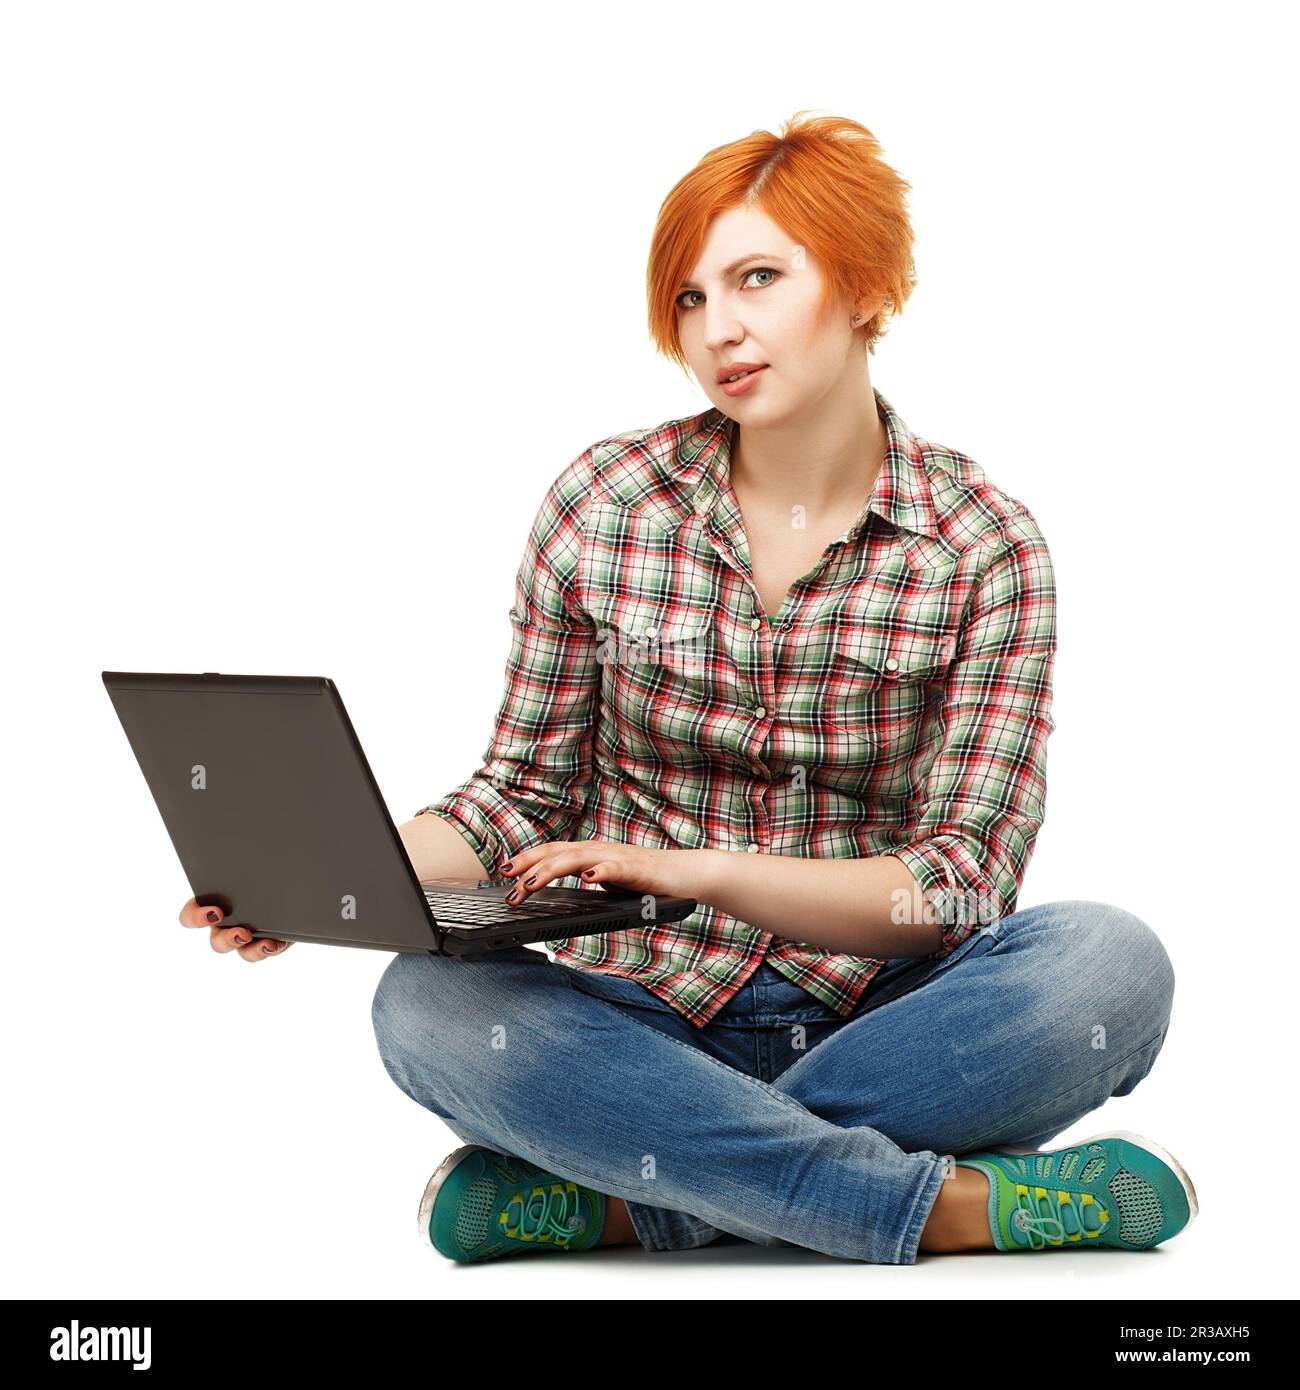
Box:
[102,671,697,956]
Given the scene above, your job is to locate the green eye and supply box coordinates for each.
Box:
[675,267,781,311]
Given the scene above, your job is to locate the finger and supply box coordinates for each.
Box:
[505,852,591,902]
[211,923,256,954]
[181,898,226,929]
[499,852,532,878]
[594,878,640,896]
[582,865,641,894]
[249,938,292,961]
[500,845,556,879]
[504,859,562,901]
[231,935,291,962]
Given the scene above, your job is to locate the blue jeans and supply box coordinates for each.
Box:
[370,899,1174,1264]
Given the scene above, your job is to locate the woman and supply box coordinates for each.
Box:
[188,113,1196,1264]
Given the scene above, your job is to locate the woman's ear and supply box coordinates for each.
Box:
[853,291,887,325]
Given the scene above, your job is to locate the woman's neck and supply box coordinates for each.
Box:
[727,393,887,518]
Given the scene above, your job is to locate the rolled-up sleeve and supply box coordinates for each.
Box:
[415,446,601,881]
[892,506,1057,956]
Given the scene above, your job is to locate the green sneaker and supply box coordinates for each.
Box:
[418,1144,607,1263]
[953,1129,1198,1252]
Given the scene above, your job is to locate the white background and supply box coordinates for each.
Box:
[3,0,1294,1300]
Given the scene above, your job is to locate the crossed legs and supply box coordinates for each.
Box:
[371,900,1174,1263]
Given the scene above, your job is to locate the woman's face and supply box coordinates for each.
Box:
[675,204,877,425]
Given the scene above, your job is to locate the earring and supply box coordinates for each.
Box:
[852,314,863,324]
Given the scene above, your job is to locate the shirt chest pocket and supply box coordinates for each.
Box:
[824,620,957,748]
[586,592,719,751]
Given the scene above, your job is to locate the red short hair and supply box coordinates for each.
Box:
[647,111,917,373]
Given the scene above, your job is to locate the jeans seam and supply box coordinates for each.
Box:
[838,931,986,1025]
[987,1029,1168,1145]
[557,962,820,1121]
[893,1153,951,1264]
[564,970,680,1017]
[625,1203,718,1253]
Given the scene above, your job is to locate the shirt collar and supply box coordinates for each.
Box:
[675,386,941,542]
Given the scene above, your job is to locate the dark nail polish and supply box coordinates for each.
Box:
[206,910,221,924]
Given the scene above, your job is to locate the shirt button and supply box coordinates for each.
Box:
[753,706,767,719]
[746,843,761,853]
[884,656,899,671]
[644,626,659,640]
[750,616,763,631]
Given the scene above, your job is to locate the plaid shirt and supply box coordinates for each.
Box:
[418,387,1057,1028]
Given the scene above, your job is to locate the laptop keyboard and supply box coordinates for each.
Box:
[421,890,621,928]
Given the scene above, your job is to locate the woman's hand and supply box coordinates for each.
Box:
[178,897,293,962]
[499,841,718,907]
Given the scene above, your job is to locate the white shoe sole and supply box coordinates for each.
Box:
[1003,1129,1198,1227]
[417,1143,494,1250]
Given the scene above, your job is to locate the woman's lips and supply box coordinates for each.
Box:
[720,365,769,397]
